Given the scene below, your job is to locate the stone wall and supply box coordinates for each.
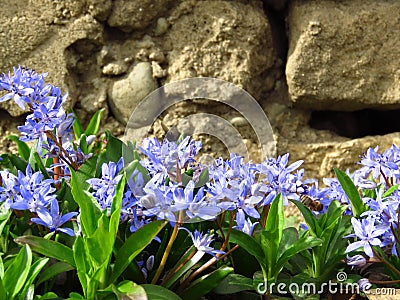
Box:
[0,0,399,180]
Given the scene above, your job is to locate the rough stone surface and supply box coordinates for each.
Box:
[1,0,400,184]
[108,62,158,124]
[107,0,175,32]
[286,0,400,110]
[166,0,280,100]
[0,1,104,116]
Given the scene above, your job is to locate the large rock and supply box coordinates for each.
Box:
[108,62,159,125]
[286,0,400,110]
[0,0,106,116]
[107,0,175,32]
[166,0,279,100]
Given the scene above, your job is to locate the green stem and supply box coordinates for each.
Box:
[151,222,181,284]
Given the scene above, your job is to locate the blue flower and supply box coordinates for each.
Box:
[31,198,77,236]
[346,254,367,268]
[180,227,225,258]
[87,158,124,210]
[345,217,386,257]
[234,209,258,236]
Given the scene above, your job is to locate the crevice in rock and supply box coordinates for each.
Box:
[309,109,400,139]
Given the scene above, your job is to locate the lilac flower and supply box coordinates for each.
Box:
[359,146,399,181]
[258,154,305,206]
[346,254,367,269]
[357,278,372,292]
[345,217,386,257]
[234,209,258,236]
[1,165,57,213]
[0,66,38,109]
[180,227,225,258]
[87,158,124,210]
[31,198,77,236]
[138,136,202,180]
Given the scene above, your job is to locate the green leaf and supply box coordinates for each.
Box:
[181,266,234,300]
[383,184,398,197]
[113,280,147,300]
[142,284,182,300]
[84,108,105,136]
[70,169,101,237]
[275,236,323,277]
[8,154,28,172]
[262,194,284,278]
[162,249,204,289]
[109,220,167,285]
[289,199,321,237]
[225,229,264,264]
[36,262,75,286]
[33,152,51,179]
[14,236,75,267]
[72,113,84,140]
[213,274,254,294]
[20,257,49,298]
[3,244,32,298]
[79,134,88,155]
[73,236,89,296]
[101,131,135,166]
[334,168,368,217]
[7,135,30,161]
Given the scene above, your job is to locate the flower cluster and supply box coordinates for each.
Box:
[0,66,89,176]
[0,165,76,235]
[343,145,400,260]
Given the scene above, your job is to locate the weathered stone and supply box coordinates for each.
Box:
[286,0,400,110]
[107,0,175,32]
[0,1,103,116]
[108,62,158,124]
[166,0,279,100]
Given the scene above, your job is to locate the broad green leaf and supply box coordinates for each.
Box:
[72,113,84,140]
[34,292,61,299]
[262,194,284,276]
[3,244,32,298]
[225,229,264,264]
[20,257,49,298]
[70,169,101,237]
[7,135,30,160]
[278,227,299,255]
[14,236,75,267]
[109,220,167,285]
[289,199,321,237]
[33,152,50,179]
[181,266,233,300]
[113,280,147,300]
[0,278,6,300]
[36,262,75,286]
[142,284,181,300]
[101,131,135,166]
[124,160,150,185]
[334,168,368,217]
[79,134,88,155]
[73,236,89,295]
[84,108,105,136]
[275,236,323,276]
[8,154,28,172]
[74,154,98,190]
[213,274,254,294]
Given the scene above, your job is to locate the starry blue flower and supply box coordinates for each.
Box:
[234,209,258,236]
[345,217,386,257]
[180,227,225,258]
[87,158,124,210]
[31,198,77,236]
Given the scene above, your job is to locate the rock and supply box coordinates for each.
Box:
[151,61,167,79]
[108,62,158,124]
[154,17,169,36]
[286,0,400,110]
[107,0,175,32]
[102,62,128,76]
[166,0,279,100]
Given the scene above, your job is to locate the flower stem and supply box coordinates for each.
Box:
[151,221,181,284]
